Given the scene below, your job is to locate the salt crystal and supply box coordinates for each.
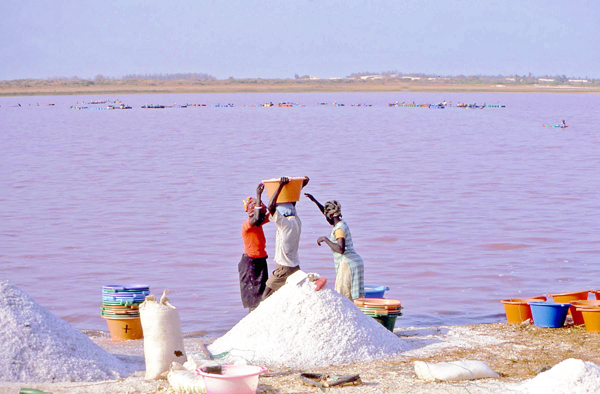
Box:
[208,281,409,367]
[0,280,128,383]
[519,358,600,394]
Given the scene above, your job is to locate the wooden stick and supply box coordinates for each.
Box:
[199,341,213,360]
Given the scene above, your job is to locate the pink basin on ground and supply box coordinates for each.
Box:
[197,365,268,394]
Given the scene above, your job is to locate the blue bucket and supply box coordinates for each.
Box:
[364,285,390,298]
[529,302,571,328]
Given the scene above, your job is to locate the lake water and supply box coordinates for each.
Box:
[2,91,600,336]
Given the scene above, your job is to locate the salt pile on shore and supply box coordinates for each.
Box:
[519,358,600,394]
[209,280,409,367]
[0,280,128,383]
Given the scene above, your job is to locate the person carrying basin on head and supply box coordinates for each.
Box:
[262,176,310,299]
[305,194,365,301]
[239,183,270,312]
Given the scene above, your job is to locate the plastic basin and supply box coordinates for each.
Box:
[500,297,547,324]
[580,308,600,333]
[548,291,589,315]
[548,290,589,302]
[571,301,600,325]
[371,312,400,331]
[262,177,305,203]
[198,365,268,394]
[102,284,150,292]
[354,298,402,330]
[102,316,143,341]
[529,302,571,328]
[354,298,401,310]
[364,285,390,298]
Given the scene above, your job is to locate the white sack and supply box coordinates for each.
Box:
[140,290,187,380]
[414,360,499,382]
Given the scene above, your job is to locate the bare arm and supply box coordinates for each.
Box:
[304,193,325,215]
[317,236,346,254]
[249,183,266,226]
[267,177,289,215]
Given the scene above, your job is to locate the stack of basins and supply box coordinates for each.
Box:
[354,285,402,331]
[101,284,150,341]
[550,290,600,332]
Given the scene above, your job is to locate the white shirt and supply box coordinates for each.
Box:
[272,210,302,267]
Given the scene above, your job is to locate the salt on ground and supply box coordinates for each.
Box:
[0,280,129,383]
[208,280,410,367]
[519,358,600,394]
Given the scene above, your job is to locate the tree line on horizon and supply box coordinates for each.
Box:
[1,71,598,87]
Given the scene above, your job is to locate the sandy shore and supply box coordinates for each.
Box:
[1,80,600,96]
[2,322,599,394]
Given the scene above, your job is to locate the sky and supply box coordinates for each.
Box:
[1,0,599,81]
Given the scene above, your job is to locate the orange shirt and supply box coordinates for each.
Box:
[241,216,269,258]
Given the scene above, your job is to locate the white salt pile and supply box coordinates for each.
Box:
[519,358,600,394]
[208,280,410,367]
[0,280,128,383]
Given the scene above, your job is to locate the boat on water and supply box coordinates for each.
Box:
[278,101,303,107]
[543,124,568,128]
[71,104,132,110]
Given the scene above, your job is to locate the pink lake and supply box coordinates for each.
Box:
[2,92,600,336]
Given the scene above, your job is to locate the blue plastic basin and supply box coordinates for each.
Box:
[529,301,571,328]
[364,285,390,298]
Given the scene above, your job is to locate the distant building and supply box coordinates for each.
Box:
[360,75,383,80]
[538,78,555,82]
[568,79,588,83]
[505,77,516,82]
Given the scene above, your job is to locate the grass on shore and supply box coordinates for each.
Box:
[2,80,599,97]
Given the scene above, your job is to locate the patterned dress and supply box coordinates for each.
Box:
[329,220,365,300]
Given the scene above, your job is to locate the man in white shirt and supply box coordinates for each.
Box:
[262,176,309,299]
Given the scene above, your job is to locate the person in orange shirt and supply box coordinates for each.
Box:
[239,183,270,312]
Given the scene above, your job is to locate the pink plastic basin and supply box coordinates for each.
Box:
[197,365,268,394]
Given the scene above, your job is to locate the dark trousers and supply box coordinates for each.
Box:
[238,254,268,309]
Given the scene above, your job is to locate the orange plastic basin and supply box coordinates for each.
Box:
[572,300,600,325]
[262,177,305,203]
[580,308,600,333]
[354,298,402,310]
[548,290,589,303]
[103,316,143,341]
[549,291,590,315]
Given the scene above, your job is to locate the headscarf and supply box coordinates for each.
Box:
[243,197,265,217]
[324,200,342,220]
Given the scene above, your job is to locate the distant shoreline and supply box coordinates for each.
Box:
[2,80,600,97]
